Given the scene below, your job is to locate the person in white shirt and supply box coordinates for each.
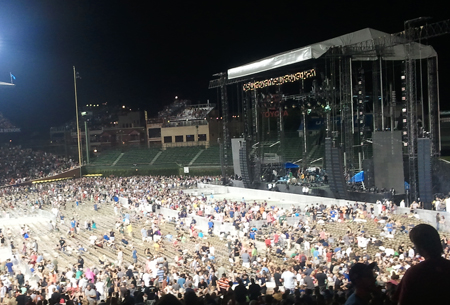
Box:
[47,284,57,299]
[281,267,296,292]
[408,247,415,258]
[95,280,105,300]
[117,250,123,266]
[78,277,88,291]
[304,240,310,251]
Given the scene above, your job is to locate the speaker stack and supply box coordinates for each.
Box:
[417,138,432,206]
[239,141,253,188]
[325,138,348,199]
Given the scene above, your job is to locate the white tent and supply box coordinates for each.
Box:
[228,28,436,80]
[0,81,15,86]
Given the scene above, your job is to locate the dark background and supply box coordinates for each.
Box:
[0,1,448,135]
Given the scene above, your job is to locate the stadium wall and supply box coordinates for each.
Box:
[83,165,222,177]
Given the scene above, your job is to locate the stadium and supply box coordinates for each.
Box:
[1,6,450,305]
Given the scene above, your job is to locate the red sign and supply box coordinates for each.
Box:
[262,110,289,118]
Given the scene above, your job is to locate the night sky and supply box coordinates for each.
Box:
[0,1,448,135]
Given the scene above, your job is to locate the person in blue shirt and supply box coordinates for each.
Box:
[5,259,14,276]
[313,247,320,260]
[198,231,204,238]
[249,231,256,240]
[177,276,186,287]
[386,222,393,234]
[229,210,234,218]
[132,248,138,263]
[208,221,214,229]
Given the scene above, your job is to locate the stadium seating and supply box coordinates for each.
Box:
[115,148,160,166]
[155,147,202,166]
[192,146,221,166]
[91,150,122,166]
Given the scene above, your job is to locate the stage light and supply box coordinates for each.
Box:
[122,105,125,108]
[402,108,407,112]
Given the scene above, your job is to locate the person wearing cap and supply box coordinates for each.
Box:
[394,224,450,305]
[345,262,378,305]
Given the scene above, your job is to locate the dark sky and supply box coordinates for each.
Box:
[0,0,448,134]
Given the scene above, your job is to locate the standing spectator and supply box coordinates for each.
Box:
[241,249,250,269]
[315,267,327,292]
[84,285,97,305]
[132,247,138,264]
[436,213,441,231]
[345,263,377,305]
[394,224,450,305]
[16,287,31,305]
[5,259,14,276]
[233,279,248,305]
[117,249,123,266]
[280,267,296,294]
[217,273,229,295]
[248,278,261,301]
[16,270,25,287]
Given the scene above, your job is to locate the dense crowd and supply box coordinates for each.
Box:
[0,175,449,305]
[0,146,76,186]
[174,107,214,121]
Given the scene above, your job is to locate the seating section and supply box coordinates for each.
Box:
[90,130,326,168]
[2,195,428,278]
[155,147,202,166]
[192,146,220,165]
[90,150,122,166]
[115,148,160,166]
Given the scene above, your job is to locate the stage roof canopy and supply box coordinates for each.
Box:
[228,28,436,79]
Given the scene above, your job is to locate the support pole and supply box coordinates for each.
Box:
[350,59,354,134]
[390,83,395,133]
[372,61,379,131]
[73,66,82,169]
[380,58,385,131]
[303,111,307,169]
[85,120,90,165]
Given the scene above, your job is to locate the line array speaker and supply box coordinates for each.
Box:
[417,138,432,206]
[325,138,348,199]
[239,141,252,188]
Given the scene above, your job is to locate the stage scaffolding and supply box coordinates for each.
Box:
[209,19,449,202]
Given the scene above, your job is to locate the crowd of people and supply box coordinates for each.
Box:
[0,175,449,305]
[173,107,214,121]
[0,146,77,186]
